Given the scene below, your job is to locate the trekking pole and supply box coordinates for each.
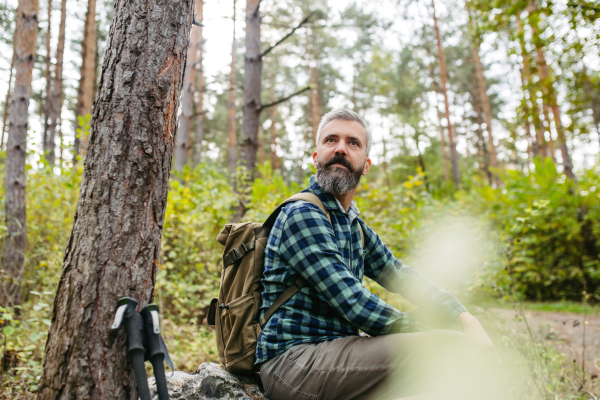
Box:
[141,304,169,400]
[111,297,151,400]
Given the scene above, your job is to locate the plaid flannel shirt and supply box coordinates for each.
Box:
[255,175,467,365]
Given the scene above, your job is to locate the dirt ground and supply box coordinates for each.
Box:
[478,308,600,379]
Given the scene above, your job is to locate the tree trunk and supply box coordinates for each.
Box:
[42,0,51,150]
[528,2,574,179]
[192,0,204,165]
[240,0,261,178]
[74,0,97,161]
[1,0,39,308]
[44,0,66,164]
[423,39,449,184]
[228,0,237,176]
[1,52,16,151]
[37,0,193,396]
[431,0,459,187]
[269,73,279,171]
[306,29,319,147]
[472,73,492,185]
[582,68,599,144]
[469,32,500,186]
[173,8,199,172]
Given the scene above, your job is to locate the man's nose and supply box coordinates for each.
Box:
[334,141,347,156]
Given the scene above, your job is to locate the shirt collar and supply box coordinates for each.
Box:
[306,175,361,219]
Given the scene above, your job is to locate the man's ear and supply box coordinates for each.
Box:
[312,151,318,167]
[362,157,372,176]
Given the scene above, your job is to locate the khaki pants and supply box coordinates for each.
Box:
[258,329,503,400]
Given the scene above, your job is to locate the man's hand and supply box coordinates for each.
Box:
[456,312,494,350]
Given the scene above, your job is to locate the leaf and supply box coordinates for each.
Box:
[3,325,15,336]
[2,312,13,321]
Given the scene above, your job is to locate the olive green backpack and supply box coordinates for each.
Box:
[207,193,363,373]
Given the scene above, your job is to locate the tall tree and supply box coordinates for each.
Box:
[240,0,261,177]
[472,69,492,185]
[424,39,450,184]
[1,51,15,150]
[467,4,500,186]
[228,0,237,176]
[306,27,320,147]
[1,0,39,307]
[269,73,280,171]
[42,0,51,152]
[37,0,194,396]
[43,0,66,164]
[431,0,459,187]
[191,0,204,165]
[528,2,575,179]
[173,6,200,172]
[73,0,97,160]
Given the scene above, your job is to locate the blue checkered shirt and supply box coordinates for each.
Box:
[255,175,468,364]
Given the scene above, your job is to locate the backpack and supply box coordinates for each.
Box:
[207,193,364,373]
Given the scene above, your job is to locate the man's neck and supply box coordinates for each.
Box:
[333,189,356,212]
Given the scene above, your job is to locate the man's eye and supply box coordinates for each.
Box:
[350,141,358,146]
[326,138,335,143]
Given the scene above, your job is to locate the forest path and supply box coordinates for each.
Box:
[482,306,600,381]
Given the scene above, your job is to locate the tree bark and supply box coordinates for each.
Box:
[43,0,66,164]
[192,0,204,165]
[240,0,261,177]
[269,73,279,171]
[42,0,51,151]
[542,103,557,164]
[425,43,450,184]
[306,29,319,147]
[582,67,599,144]
[431,0,459,187]
[469,28,500,186]
[1,0,39,308]
[173,5,199,172]
[74,0,97,160]
[472,72,492,185]
[1,52,16,151]
[228,0,237,176]
[37,0,193,396]
[528,2,574,179]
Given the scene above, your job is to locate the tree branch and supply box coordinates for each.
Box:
[261,12,316,58]
[259,86,311,111]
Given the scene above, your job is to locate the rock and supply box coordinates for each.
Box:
[148,362,266,400]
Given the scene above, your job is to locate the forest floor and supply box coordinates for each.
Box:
[474,303,600,399]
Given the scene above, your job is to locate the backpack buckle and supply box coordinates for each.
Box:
[230,248,241,262]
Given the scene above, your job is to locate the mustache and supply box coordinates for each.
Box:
[323,155,354,171]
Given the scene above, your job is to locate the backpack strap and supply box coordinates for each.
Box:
[259,193,365,329]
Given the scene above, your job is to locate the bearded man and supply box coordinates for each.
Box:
[255,108,502,400]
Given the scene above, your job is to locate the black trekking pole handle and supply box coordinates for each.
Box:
[141,304,169,400]
[111,297,151,400]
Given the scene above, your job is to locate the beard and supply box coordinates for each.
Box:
[315,154,365,196]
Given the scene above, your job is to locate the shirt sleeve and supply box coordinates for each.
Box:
[276,202,429,335]
[359,220,468,321]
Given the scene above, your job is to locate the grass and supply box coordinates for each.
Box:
[478,299,600,315]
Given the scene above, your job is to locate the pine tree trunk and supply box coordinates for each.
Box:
[1,52,15,150]
[426,56,449,183]
[582,68,600,142]
[240,0,261,177]
[173,9,199,172]
[192,0,204,165]
[306,29,319,147]
[1,0,39,308]
[74,0,97,160]
[44,0,66,164]
[432,0,459,187]
[472,73,492,185]
[228,0,237,176]
[36,0,193,396]
[269,74,279,171]
[542,103,557,164]
[470,35,500,186]
[528,2,574,179]
[42,0,51,150]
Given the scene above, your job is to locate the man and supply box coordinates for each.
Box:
[256,108,501,400]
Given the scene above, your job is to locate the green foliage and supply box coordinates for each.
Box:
[466,159,600,301]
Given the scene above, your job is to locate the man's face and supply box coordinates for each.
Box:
[312,119,371,195]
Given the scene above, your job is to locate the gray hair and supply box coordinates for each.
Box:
[315,108,372,157]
